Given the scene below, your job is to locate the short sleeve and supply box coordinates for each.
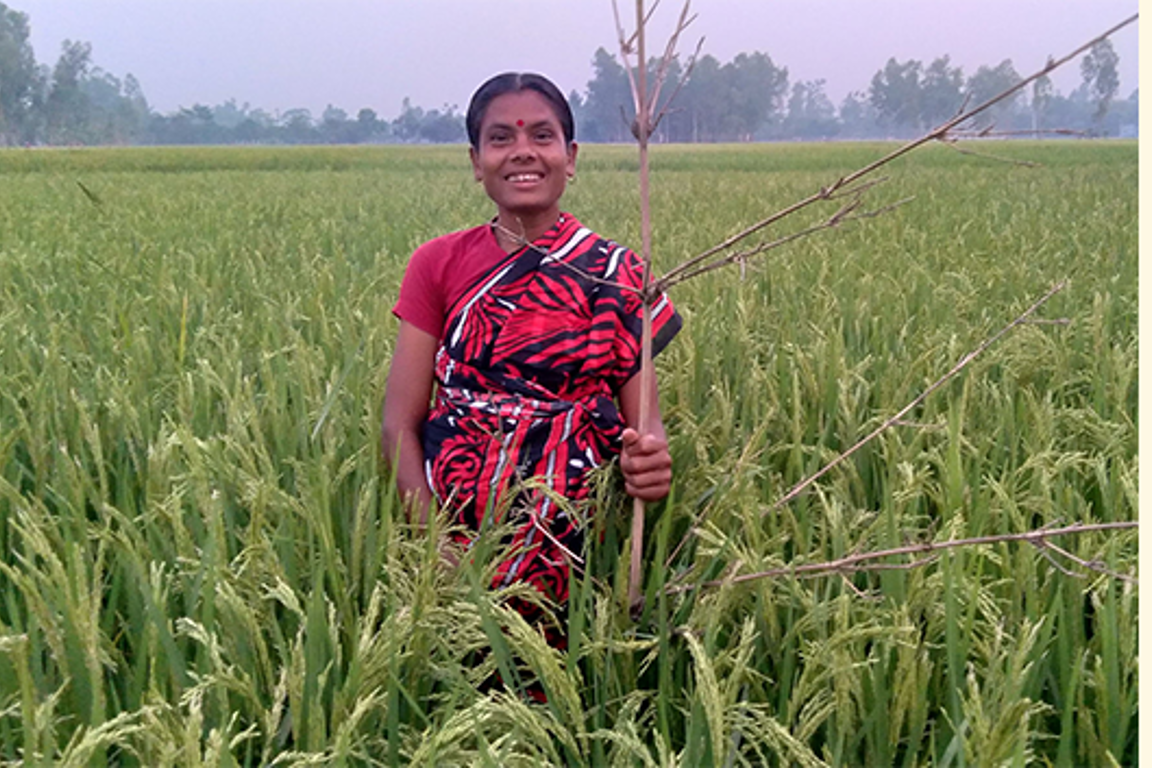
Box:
[393,240,448,339]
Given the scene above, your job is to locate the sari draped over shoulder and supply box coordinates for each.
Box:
[423,213,680,604]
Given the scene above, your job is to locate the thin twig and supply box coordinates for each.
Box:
[491,220,642,294]
[1038,538,1138,584]
[616,0,699,620]
[839,572,883,601]
[891,419,944,430]
[765,280,1067,513]
[618,0,662,54]
[823,175,890,201]
[939,140,1042,167]
[652,36,706,132]
[949,128,1090,139]
[1031,541,1083,578]
[665,521,1137,594]
[662,195,915,291]
[855,554,940,572]
[648,2,700,132]
[625,0,659,619]
[611,0,643,119]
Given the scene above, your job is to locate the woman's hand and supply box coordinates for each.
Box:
[620,428,672,501]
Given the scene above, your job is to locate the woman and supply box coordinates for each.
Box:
[381,72,680,616]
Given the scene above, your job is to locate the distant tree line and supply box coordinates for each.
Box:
[0,2,1136,148]
[574,43,1135,142]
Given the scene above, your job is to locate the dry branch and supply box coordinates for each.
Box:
[665,521,1138,594]
[652,12,1138,295]
[938,139,1041,167]
[767,280,1067,512]
[669,194,915,286]
[605,4,1135,618]
[493,219,641,294]
[613,0,700,619]
[949,128,1090,139]
[660,280,1067,575]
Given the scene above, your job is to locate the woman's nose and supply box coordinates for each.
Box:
[509,132,536,160]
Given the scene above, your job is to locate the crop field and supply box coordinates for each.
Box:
[0,140,1137,765]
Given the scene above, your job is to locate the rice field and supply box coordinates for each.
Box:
[0,140,1137,765]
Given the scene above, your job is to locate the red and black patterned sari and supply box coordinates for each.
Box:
[423,213,680,606]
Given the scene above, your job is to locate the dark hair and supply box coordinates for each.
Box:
[466,72,575,149]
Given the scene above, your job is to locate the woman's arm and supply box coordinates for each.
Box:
[381,320,438,524]
[618,371,673,501]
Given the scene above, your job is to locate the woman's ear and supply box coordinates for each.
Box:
[566,140,579,178]
[469,146,482,182]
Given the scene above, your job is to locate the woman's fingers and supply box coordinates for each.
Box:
[621,428,672,500]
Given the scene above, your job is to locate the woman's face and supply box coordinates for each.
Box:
[470,89,577,228]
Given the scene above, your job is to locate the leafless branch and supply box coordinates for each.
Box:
[840,572,883,600]
[492,220,642,294]
[652,36,705,131]
[938,139,1042,167]
[765,280,1067,513]
[660,195,914,291]
[892,419,944,430]
[611,0,644,118]
[618,0,662,54]
[1031,541,1083,578]
[615,0,702,620]
[648,3,700,132]
[615,0,700,139]
[665,521,1137,594]
[1036,538,1138,584]
[653,13,1139,293]
[949,128,1091,139]
[823,175,890,201]
[856,554,940,571]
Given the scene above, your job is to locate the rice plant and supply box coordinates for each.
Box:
[0,140,1136,765]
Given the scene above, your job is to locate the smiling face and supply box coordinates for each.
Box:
[469,89,578,241]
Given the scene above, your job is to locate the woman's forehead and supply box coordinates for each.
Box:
[482,90,561,128]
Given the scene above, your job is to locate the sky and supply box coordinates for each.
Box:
[12,0,1141,119]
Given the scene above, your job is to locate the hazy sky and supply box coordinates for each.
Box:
[13,1,1140,119]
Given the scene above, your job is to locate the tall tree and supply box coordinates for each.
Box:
[391,98,423,142]
[783,78,837,139]
[869,58,922,133]
[80,68,134,143]
[45,39,92,143]
[838,90,881,138]
[964,59,1022,130]
[0,2,43,144]
[1080,39,1119,125]
[581,47,632,142]
[417,104,465,143]
[1031,70,1053,133]
[679,53,725,141]
[725,51,788,140]
[353,106,386,143]
[919,56,964,128]
[279,107,314,143]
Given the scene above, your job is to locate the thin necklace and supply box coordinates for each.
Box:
[491,214,564,252]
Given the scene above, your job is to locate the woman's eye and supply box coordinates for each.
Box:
[534,130,554,142]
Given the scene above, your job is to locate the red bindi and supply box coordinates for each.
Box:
[516,119,524,127]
